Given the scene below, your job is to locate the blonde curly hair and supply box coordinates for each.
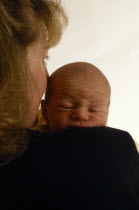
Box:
[0,0,68,165]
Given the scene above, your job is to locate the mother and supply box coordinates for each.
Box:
[0,0,67,165]
[0,0,139,209]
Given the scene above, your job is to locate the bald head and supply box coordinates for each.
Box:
[46,62,111,100]
[50,62,107,80]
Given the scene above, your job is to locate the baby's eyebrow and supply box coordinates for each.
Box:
[61,93,74,99]
[60,97,73,103]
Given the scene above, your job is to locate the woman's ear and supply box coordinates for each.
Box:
[41,99,48,122]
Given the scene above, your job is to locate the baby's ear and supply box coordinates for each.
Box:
[41,99,48,122]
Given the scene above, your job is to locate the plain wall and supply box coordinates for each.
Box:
[46,0,139,142]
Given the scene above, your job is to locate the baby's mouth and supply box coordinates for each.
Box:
[68,122,89,128]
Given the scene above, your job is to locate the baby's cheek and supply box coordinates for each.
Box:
[52,112,69,131]
[90,114,107,126]
[59,113,70,127]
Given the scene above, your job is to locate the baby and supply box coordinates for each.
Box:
[41,62,111,132]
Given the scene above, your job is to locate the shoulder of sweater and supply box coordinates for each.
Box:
[134,140,139,152]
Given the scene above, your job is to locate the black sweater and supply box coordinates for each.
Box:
[0,126,139,209]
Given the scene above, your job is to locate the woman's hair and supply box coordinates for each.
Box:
[0,0,68,165]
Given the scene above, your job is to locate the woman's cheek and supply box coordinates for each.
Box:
[29,65,47,127]
[35,63,47,99]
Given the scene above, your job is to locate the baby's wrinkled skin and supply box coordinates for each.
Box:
[41,62,111,132]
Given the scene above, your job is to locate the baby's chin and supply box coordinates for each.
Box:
[49,122,107,132]
[67,123,106,129]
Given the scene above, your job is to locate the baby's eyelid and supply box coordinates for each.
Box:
[88,107,95,112]
[58,106,73,108]
[89,109,98,113]
[58,105,74,109]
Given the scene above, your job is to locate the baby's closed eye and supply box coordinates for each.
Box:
[58,106,73,109]
[57,101,74,110]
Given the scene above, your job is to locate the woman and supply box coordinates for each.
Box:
[0,0,139,209]
[0,0,68,165]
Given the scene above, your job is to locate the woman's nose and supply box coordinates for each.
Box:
[71,108,89,121]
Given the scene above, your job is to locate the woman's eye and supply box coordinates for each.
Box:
[45,55,50,60]
[43,55,50,65]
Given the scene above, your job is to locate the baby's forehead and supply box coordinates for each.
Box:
[52,71,105,91]
[51,79,108,101]
[48,62,111,98]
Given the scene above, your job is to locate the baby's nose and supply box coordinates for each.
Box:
[71,108,89,121]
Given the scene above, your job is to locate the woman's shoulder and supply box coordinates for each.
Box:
[134,140,139,152]
[27,126,136,145]
[27,126,138,155]
[1,126,139,207]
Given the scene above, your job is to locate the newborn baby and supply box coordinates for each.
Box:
[41,62,111,132]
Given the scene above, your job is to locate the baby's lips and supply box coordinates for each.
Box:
[69,122,91,128]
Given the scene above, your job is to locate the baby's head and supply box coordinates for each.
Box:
[41,62,111,132]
